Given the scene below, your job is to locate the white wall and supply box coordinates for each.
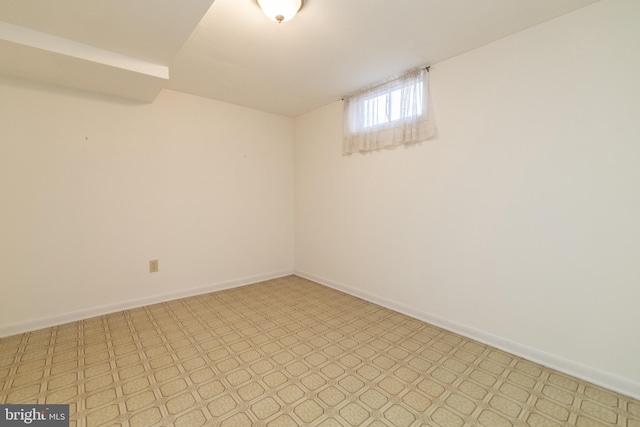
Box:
[294,0,640,398]
[0,79,294,334]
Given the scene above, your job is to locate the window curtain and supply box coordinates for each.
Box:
[343,68,435,155]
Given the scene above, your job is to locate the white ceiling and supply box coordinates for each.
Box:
[0,0,214,102]
[0,0,600,116]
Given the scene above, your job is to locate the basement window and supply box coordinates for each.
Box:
[343,68,435,154]
[362,80,424,128]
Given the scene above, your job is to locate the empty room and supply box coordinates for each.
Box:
[1,0,639,426]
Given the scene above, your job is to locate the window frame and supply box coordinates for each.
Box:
[343,68,434,155]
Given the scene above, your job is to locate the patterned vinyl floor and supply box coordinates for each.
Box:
[0,275,638,426]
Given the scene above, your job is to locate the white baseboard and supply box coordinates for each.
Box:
[0,270,293,339]
[294,270,640,401]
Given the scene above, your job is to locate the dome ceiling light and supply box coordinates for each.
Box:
[256,0,304,23]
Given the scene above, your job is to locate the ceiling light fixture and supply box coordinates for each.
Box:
[256,0,304,23]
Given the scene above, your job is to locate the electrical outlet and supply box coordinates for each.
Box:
[149,259,159,273]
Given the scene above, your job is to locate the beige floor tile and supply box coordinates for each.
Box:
[0,276,638,426]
